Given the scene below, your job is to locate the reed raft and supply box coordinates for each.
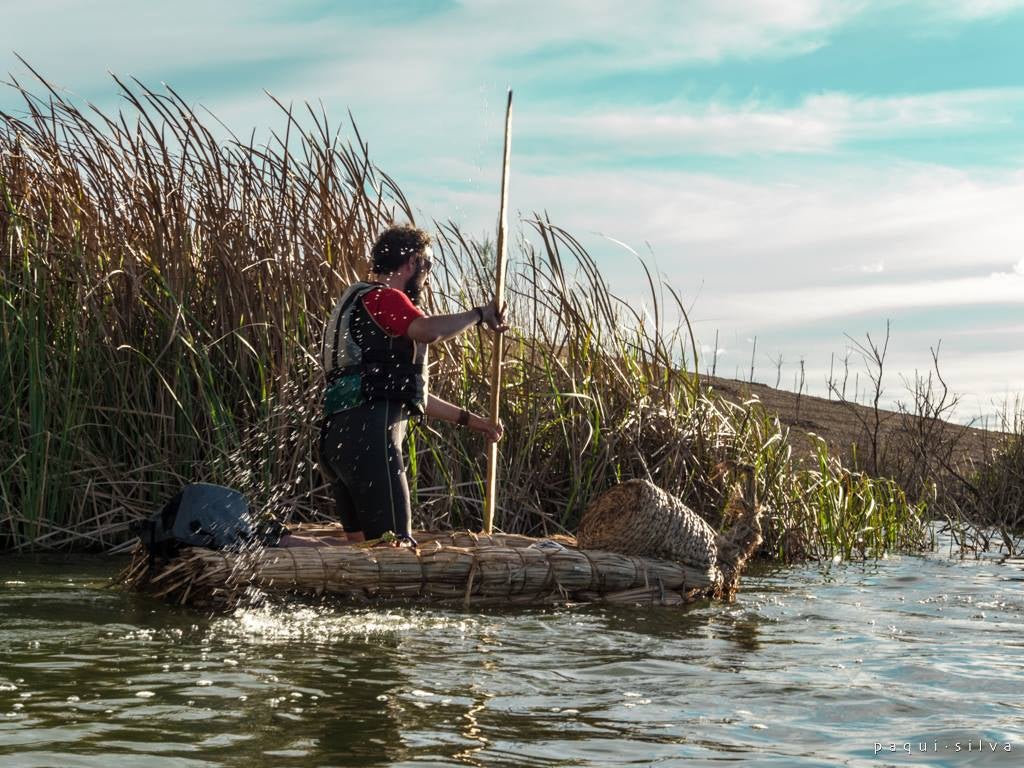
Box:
[122,530,724,611]
[121,481,761,614]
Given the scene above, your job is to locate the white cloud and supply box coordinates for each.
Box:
[0,0,860,101]
[549,89,1024,156]
[918,0,1024,20]
[832,260,886,273]
[459,0,864,68]
[442,162,1024,287]
[718,272,1023,327]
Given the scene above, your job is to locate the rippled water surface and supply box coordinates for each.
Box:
[1,547,1021,767]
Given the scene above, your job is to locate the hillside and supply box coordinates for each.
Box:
[702,375,999,475]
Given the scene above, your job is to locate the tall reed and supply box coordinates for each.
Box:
[1,71,928,558]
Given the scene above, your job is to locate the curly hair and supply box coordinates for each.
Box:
[370,225,432,273]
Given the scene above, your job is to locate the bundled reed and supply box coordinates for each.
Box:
[122,537,723,611]
[577,479,719,570]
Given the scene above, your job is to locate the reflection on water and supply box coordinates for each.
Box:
[0,548,1021,767]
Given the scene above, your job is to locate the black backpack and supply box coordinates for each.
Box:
[134,483,283,557]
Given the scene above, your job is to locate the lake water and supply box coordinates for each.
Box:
[1,544,1021,767]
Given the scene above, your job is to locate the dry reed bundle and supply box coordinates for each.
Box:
[123,534,724,611]
[577,479,719,570]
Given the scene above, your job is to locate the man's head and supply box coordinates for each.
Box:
[370,225,433,305]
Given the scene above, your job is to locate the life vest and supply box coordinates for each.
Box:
[321,281,429,415]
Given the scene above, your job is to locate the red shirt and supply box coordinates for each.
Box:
[361,286,424,338]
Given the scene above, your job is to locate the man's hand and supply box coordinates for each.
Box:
[478,301,509,333]
[470,415,504,442]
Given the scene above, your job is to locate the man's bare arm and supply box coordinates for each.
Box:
[424,394,503,442]
[407,301,508,344]
[407,309,478,344]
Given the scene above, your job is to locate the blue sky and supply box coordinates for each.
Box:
[3,0,1022,421]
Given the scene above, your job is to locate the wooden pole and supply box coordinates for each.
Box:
[483,90,513,534]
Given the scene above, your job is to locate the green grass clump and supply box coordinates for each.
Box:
[1,71,927,559]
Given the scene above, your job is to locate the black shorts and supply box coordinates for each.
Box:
[318,399,413,540]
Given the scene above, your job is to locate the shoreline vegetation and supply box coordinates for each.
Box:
[2,72,1021,558]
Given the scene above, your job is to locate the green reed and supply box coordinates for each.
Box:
[1,71,929,558]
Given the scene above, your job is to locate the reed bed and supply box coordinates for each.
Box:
[1,71,931,560]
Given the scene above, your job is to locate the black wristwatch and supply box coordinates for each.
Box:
[474,306,484,326]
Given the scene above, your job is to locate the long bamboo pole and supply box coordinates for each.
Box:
[483,90,513,534]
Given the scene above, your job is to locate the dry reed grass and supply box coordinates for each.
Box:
[2,69,932,560]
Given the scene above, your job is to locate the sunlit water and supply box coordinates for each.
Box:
[1,545,1021,767]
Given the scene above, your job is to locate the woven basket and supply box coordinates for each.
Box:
[576,479,718,570]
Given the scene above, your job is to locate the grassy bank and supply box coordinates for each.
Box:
[0,73,947,557]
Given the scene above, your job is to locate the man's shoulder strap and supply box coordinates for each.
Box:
[325,282,386,372]
[337,281,385,314]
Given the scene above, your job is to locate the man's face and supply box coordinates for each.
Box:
[402,246,433,305]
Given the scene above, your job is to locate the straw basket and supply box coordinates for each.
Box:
[576,479,718,570]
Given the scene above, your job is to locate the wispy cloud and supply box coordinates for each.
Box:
[449,162,1024,285]
[0,0,859,99]
[548,89,1024,156]
[918,0,1024,20]
[718,271,1023,327]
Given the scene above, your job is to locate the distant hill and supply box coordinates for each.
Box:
[701,375,999,475]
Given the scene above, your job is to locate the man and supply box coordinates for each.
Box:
[318,225,507,544]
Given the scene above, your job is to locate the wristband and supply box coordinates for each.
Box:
[474,306,484,326]
[458,409,471,427]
